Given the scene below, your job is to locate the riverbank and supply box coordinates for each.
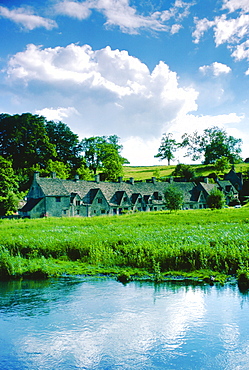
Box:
[0,208,248,285]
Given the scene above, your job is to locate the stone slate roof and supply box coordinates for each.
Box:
[20,198,43,212]
[35,176,196,205]
[37,177,70,196]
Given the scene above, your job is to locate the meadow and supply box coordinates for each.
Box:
[0,207,249,284]
[122,163,249,181]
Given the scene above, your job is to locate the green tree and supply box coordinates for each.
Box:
[0,156,20,216]
[0,113,56,171]
[155,133,179,165]
[81,135,129,177]
[101,144,127,181]
[172,163,196,181]
[39,160,70,179]
[214,156,230,175]
[164,185,184,211]
[181,126,242,164]
[45,121,83,171]
[206,188,226,209]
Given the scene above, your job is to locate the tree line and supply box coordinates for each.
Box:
[0,113,128,215]
[0,113,245,216]
[155,127,243,165]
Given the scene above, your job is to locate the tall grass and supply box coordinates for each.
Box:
[0,208,248,280]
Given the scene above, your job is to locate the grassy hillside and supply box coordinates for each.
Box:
[123,163,249,181]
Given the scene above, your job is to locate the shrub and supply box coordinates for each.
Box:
[207,188,226,209]
[164,185,184,211]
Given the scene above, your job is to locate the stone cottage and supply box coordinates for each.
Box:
[18,172,238,218]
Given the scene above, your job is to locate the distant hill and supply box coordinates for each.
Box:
[122,163,249,181]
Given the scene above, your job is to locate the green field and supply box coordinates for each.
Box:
[1,207,249,284]
[122,163,249,181]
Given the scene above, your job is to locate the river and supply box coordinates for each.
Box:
[0,277,249,369]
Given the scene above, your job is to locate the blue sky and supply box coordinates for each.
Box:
[0,0,248,165]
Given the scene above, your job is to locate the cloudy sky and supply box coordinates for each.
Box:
[0,0,248,165]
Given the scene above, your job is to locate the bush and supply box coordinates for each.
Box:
[164,185,184,211]
[207,188,226,209]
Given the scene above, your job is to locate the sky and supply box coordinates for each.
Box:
[0,0,249,166]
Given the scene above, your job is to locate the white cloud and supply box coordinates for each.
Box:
[0,5,57,30]
[199,62,232,76]
[55,1,92,20]
[222,0,249,13]
[213,14,249,46]
[192,17,215,44]
[35,107,79,121]
[231,39,249,60]
[54,0,193,34]
[4,43,200,164]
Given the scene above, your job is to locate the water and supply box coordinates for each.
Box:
[0,278,249,370]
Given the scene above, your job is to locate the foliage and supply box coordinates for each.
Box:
[155,133,179,165]
[0,156,20,215]
[207,188,226,209]
[181,126,242,164]
[171,163,196,181]
[39,160,70,179]
[45,120,83,173]
[0,113,56,170]
[164,185,184,211]
[81,135,129,178]
[214,156,231,174]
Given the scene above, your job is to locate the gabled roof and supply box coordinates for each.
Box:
[19,198,43,212]
[32,174,224,206]
[36,177,69,196]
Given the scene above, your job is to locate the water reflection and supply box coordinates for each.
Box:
[0,279,249,369]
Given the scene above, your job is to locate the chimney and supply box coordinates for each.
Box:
[118,177,123,183]
[51,172,56,179]
[152,177,156,184]
[204,177,209,184]
[130,177,134,185]
[95,174,100,183]
[169,177,173,184]
[74,174,79,182]
[34,171,40,181]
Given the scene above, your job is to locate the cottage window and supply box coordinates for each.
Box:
[138,198,142,203]
[101,210,105,214]
[124,197,128,202]
[98,198,102,204]
[76,209,80,215]
[76,200,80,206]
[56,197,61,202]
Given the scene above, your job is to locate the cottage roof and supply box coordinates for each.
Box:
[20,198,43,212]
[36,177,69,196]
[33,175,200,205]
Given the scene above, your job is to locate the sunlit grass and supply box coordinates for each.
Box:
[0,207,249,282]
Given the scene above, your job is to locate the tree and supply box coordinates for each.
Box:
[45,121,83,171]
[206,188,226,209]
[164,185,184,211]
[155,133,179,165]
[172,163,196,181]
[100,144,127,181]
[0,157,20,215]
[181,126,242,164]
[39,160,70,179]
[214,156,230,175]
[0,113,56,171]
[81,135,129,177]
